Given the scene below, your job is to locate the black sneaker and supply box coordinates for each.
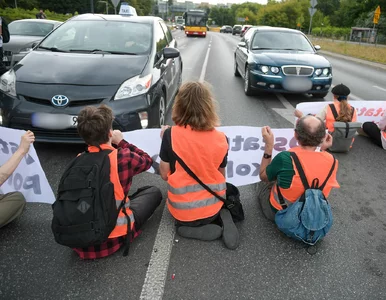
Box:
[177,224,222,241]
[220,209,240,250]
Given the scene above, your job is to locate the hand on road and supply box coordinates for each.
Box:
[19,130,35,154]
[112,130,124,145]
[321,133,333,151]
[160,125,171,139]
[262,126,274,148]
[294,109,303,118]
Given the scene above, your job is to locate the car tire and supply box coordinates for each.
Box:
[150,92,166,128]
[312,92,328,99]
[244,66,254,96]
[234,58,241,77]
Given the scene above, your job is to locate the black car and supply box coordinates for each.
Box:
[232,25,242,35]
[0,14,182,143]
[220,25,232,33]
[234,27,332,97]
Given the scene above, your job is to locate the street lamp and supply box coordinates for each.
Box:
[98,1,109,14]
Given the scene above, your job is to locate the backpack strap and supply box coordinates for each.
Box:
[289,152,310,190]
[319,156,336,190]
[345,122,350,138]
[329,104,339,120]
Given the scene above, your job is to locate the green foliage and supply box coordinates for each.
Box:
[312,26,351,39]
[0,7,73,22]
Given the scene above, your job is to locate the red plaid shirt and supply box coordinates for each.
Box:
[73,139,153,259]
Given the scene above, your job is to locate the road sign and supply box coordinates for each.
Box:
[245,16,249,21]
[310,0,318,8]
[309,7,317,17]
[111,0,120,7]
[237,17,245,22]
[374,5,381,24]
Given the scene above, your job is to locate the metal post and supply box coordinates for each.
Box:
[14,0,17,8]
[91,0,94,13]
[308,14,313,35]
[114,7,117,15]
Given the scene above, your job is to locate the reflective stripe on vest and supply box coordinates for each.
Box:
[270,184,298,210]
[88,144,135,238]
[169,182,226,195]
[167,195,220,209]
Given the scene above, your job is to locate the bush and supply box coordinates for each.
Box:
[0,7,73,23]
[312,26,351,39]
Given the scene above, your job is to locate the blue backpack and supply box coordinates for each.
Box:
[275,152,336,245]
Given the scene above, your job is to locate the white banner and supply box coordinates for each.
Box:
[296,101,386,125]
[123,126,296,187]
[0,127,55,204]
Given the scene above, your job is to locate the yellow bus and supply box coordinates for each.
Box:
[183,9,208,38]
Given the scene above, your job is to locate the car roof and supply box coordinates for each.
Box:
[11,19,63,24]
[69,14,161,24]
[251,26,304,34]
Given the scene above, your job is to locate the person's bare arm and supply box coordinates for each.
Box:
[0,131,35,186]
[160,160,170,181]
[259,126,274,182]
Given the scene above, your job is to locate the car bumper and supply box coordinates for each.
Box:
[0,91,152,143]
[249,70,332,94]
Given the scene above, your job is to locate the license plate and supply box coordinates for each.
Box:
[194,32,198,34]
[282,77,313,92]
[31,113,78,130]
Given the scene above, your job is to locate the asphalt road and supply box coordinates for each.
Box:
[1,30,386,300]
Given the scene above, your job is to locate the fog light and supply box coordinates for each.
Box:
[257,82,266,86]
[269,84,275,89]
[325,84,330,88]
[138,111,148,129]
[316,86,321,90]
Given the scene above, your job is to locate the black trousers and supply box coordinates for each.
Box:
[129,186,162,231]
[362,122,383,148]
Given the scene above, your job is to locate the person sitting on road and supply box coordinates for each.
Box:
[72,105,162,259]
[257,115,340,223]
[0,131,35,228]
[159,81,240,250]
[360,114,386,150]
[294,84,358,133]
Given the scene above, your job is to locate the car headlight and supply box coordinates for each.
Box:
[0,69,17,96]
[314,69,322,76]
[260,66,269,74]
[19,47,33,53]
[271,67,280,74]
[114,74,152,100]
[322,68,329,76]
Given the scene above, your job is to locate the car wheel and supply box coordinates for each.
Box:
[234,58,241,77]
[158,94,166,126]
[244,66,254,96]
[312,92,328,99]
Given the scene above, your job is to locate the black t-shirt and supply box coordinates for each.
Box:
[159,128,228,174]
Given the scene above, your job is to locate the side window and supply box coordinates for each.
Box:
[160,21,173,44]
[155,22,168,60]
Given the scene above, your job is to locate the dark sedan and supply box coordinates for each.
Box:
[3,19,62,69]
[232,25,242,35]
[220,25,232,33]
[234,27,332,98]
[0,14,182,143]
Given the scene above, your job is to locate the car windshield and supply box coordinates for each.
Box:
[9,22,55,37]
[252,31,314,51]
[39,20,152,54]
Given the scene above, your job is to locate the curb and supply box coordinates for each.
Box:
[319,50,386,71]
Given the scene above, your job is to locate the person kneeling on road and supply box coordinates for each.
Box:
[52,105,162,259]
[159,81,239,250]
[0,131,35,228]
[257,116,340,243]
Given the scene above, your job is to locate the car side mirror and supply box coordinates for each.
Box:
[314,45,321,51]
[238,42,246,48]
[163,47,180,59]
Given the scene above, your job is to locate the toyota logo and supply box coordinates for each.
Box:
[51,95,69,107]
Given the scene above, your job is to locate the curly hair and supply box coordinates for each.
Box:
[295,116,326,147]
[172,81,220,131]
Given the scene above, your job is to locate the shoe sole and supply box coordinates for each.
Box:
[177,224,222,241]
[220,209,240,250]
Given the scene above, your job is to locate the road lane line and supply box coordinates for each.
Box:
[199,37,212,82]
[275,93,295,110]
[373,85,386,92]
[140,36,214,300]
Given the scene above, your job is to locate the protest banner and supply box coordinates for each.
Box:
[0,127,55,204]
[296,101,386,125]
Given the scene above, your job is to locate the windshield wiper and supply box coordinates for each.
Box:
[251,47,274,50]
[37,46,68,52]
[281,48,307,51]
[69,49,138,55]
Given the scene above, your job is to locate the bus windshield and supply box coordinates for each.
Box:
[184,11,207,27]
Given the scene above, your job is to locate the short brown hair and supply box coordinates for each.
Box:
[77,104,113,146]
[172,81,220,131]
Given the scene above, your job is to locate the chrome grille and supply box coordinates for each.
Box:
[23,96,104,107]
[282,65,314,76]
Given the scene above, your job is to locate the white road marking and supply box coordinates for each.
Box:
[139,36,214,300]
[373,85,386,92]
[274,93,295,110]
[199,37,212,82]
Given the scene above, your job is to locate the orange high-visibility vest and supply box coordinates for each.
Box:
[167,126,228,222]
[326,101,357,132]
[88,144,135,238]
[269,147,340,211]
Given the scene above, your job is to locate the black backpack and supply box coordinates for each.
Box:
[51,149,128,249]
[1,18,10,43]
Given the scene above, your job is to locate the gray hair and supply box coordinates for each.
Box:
[295,116,326,147]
